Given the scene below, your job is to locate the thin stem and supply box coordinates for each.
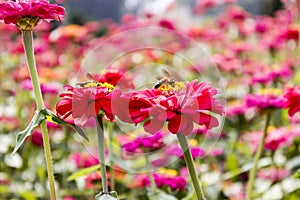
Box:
[246,113,272,200]
[108,122,115,191]
[22,30,56,200]
[145,155,156,191]
[96,115,108,193]
[177,133,206,200]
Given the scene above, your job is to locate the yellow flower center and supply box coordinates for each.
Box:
[80,81,115,93]
[158,168,178,177]
[156,80,185,95]
[257,88,282,96]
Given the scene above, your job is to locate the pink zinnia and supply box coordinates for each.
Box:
[56,83,115,126]
[245,89,284,109]
[113,80,224,135]
[0,0,64,30]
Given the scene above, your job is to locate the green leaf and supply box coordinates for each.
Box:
[225,153,239,171]
[293,169,300,179]
[147,189,178,200]
[67,165,99,181]
[95,191,118,200]
[73,125,89,141]
[42,108,89,141]
[41,108,67,126]
[12,110,46,155]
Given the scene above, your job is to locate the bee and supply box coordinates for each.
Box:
[76,73,101,88]
[154,69,177,89]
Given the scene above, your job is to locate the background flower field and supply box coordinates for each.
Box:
[0,0,300,199]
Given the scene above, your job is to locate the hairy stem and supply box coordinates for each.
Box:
[22,30,56,200]
[177,133,206,200]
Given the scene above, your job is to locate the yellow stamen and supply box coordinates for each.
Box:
[157,81,185,95]
[158,168,178,177]
[257,88,282,96]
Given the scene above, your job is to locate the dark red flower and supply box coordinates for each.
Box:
[113,80,223,135]
[56,83,114,126]
[284,86,300,116]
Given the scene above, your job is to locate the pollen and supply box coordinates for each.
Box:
[98,82,115,92]
[157,81,185,95]
[82,81,114,92]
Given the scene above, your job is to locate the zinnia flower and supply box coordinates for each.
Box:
[113,80,223,135]
[245,88,284,109]
[283,86,300,116]
[56,82,115,126]
[122,132,165,153]
[139,171,187,191]
[0,0,64,30]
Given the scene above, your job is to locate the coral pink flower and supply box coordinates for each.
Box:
[113,80,223,135]
[56,83,115,126]
[0,0,64,26]
[284,86,300,116]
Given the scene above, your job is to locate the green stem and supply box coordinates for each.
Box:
[22,30,56,200]
[108,122,115,191]
[145,155,156,191]
[246,113,272,200]
[177,133,206,200]
[96,115,108,193]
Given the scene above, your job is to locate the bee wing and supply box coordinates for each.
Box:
[162,69,171,78]
[156,75,163,81]
[86,73,94,80]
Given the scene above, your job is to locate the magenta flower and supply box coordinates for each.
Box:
[245,89,284,109]
[249,127,294,152]
[141,173,187,191]
[167,144,206,159]
[0,0,64,30]
[122,132,165,153]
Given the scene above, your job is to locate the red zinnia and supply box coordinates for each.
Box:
[56,83,114,126]
[284,86,300,117]
[113,80,224,135]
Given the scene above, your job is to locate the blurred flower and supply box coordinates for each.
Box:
[49,24,89,43]
[167,144,206,159]
[0,0,64,30]
[245,89,284,109]
[139,170,187,191]
[226,99,249,117]
[31,130,43,147]
[21,79,60,94]
[258,167,289,182]
[122,132,165,153]
[114,80,223,135]
[56,82,115,126]
[84,171,110,190]
[283,24,299,41]
[284,86,300,116]
[70,152,99,168]
[249,127,294,152]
